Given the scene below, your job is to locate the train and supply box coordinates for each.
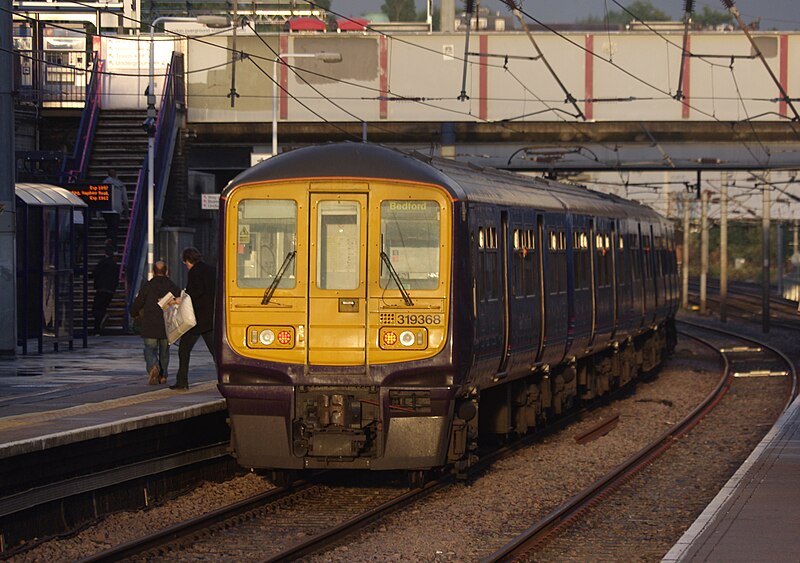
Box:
[215,142,679,481]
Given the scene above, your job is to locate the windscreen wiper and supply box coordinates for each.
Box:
[262,251,296,305]
[380,251,414,306]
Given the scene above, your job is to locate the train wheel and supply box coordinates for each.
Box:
[407,470,429,489]
[270,470,298,488]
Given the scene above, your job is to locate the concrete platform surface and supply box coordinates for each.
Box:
[0,335,222,458]
[664,392,800,562]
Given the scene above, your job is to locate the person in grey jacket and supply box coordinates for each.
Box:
[130,260,180,385]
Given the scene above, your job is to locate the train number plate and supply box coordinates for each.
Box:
[396,314,441,325]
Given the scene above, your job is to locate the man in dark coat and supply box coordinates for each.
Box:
[172,247,216,390]
[130,260,180,385]
[92,246,119,335]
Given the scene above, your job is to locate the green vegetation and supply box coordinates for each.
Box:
[579,0,669,26]
[680,220,796,284]
[577,0,732,28]
[381,0,417,21]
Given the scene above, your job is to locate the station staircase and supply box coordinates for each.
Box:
[77,110,148,334]
[67,51,186,337]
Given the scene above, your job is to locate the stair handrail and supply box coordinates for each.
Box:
[60,52,103,183]
[122,52,186,314]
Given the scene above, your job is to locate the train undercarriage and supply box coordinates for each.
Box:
[446,322,674,477]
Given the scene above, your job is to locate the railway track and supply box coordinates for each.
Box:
[484,320,797,562]
[686,279,800,327]
[73,384,640,561]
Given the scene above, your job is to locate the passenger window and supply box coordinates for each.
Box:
[237,199,297,289]
[512,227,536,297]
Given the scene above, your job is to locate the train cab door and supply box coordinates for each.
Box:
[307,192,368,368]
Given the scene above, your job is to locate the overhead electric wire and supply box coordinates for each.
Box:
[720,0,800,123]
[6,0,799,178]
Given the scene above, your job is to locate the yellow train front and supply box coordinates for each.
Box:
[217,143,462,472]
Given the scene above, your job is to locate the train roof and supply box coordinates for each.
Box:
[225,142,663,222]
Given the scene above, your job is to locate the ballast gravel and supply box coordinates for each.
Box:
[8,320,794,562]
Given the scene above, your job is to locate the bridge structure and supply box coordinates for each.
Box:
[86,26,800,220]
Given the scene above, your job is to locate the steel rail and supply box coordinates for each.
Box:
[485,325,744,562]
[76,482,316,563]
[0,442,230,519]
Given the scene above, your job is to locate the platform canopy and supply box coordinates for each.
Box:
[15,183,87,208]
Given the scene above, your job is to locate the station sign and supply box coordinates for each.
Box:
[67,183,111,210]
[201,193,220,210]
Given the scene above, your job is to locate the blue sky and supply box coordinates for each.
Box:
[329,0,800,30]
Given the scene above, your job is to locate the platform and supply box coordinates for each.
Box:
[0,335,223,459]
[663,391,800,562]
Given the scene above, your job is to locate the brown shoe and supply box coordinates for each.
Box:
[158,376,167,384]
[148,364,160,385]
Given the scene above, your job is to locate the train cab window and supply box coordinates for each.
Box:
[236,199,297,288]
[380,200,440,290]
[317,200,360,290]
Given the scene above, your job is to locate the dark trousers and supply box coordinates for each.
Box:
[175,328,215,386]
[92,291,113,334]
[102,211,120,248]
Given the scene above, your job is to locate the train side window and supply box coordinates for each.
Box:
[484,226,498,300]
[236,199,297,289]
[630,233,642,281]
[573,230,589,290]
[512,229,524,296]
[548,229,567,294]
[524,229,536,296]
[513,227,536,297]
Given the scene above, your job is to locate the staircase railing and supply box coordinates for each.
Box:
[60,52,103,183]
[123,52,185,313]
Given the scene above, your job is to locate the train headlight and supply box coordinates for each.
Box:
[248,325,295,349]
[259,329,275,346]
[379,327,428,350]
[399,331,415,347]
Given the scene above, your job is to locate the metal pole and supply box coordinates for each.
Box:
[147,21,157,282]
[272,52,341,157]
[682,195,690,310]
[0,0,18,356]
[147,17,225,279]
[794,219,799,301]
[272,56,279,157]
[700,189,709,315]
[720,173,729,322]
[777,222,784,298]
[762,180,770,333]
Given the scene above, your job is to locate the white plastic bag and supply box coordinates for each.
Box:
[162,290,197,345]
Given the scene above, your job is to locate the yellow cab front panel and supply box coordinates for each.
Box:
[224,179,452,373]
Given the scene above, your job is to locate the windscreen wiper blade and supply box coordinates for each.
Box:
[380,251,414,306]
[262,251,296,305]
